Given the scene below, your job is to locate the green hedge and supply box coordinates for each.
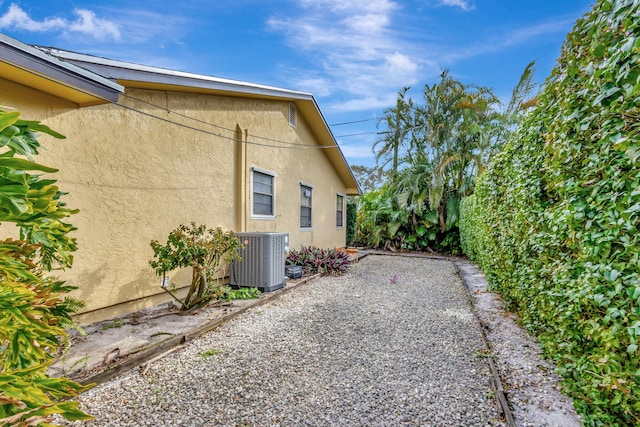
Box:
[460,1,640,425]
[346,202,357,246]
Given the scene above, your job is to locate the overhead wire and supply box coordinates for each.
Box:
[335,131,380,138]
[115,94,381,149]
[120,92,324,148]
[6,46,379,150]
[117,99,326,149]
[122,92,383,144]
[329,118,377,126]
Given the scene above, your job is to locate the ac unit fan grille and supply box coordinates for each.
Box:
[231,232,287,292]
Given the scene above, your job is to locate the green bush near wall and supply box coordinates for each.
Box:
[460,1,640,425]
[346,202,357,246]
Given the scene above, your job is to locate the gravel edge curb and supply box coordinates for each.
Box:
[453,259,516,427]
[71,273,322,386]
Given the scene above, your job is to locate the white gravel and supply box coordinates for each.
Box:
[60,255,577,426]
[62,256,580,427]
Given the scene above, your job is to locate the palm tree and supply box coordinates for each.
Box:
[408,72,491,229]
[490,60,537,158]
[373,87,414,177]
[411,66,536,231]
[357,63,538,250]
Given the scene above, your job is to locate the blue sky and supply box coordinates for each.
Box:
[0,0,593,167]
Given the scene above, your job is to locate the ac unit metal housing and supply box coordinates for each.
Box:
[231,232,288,292]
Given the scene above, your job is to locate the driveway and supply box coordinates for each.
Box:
[63,255,506,426]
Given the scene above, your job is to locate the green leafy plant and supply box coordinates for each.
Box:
[0,109,92,426]
[356,61,537,254]
[346,202,357,247]
[200,348,222,358]
[460,1,640,424]
[434,229,461,255]
[286,246,351,276]
[224,286,260,300]
[149,223,242,310]
[100,318,124,330]
[354,176,443,252]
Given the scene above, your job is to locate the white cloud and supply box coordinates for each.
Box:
[384,52,419,80]
[267,0,430,113]
[0,4,65,31]
[300,0,398,15]
[503,19,574,46]
[329,94,398,113]
[97,8,191,46]
[67,9,120,41]
[294,76,332,97]
[440,0,475,12]
[0,4,120,40]
[441,17,575,64]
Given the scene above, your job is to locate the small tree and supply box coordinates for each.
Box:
[0,109,92,426]
[149,223,242,310]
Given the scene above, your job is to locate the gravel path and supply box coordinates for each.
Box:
[456,261,581,427]
[64,255,506,426]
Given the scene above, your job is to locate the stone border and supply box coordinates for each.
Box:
[72,273,322,386]
[453,259,516,427]
[70,250,519,427]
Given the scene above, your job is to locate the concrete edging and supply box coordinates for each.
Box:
[73,273,322,386]
[453,259,516,427]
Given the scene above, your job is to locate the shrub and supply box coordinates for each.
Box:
[460,1,640,424]
[355,184,440,251]
[149,223,242,310]
[0,110,92,425]
[224,286,260,300]
[286,246,351,276]
[346,202,357,246]
[434,229,462,255]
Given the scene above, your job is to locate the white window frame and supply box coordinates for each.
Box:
[336,193,345,229]
[251,167,276,220]
[299,182,313,230]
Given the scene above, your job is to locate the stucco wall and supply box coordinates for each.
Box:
[0,79,348,323]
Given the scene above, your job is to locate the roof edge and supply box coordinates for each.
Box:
[38,45,360,193]
[0,33,123,103]
[42,47,312,100]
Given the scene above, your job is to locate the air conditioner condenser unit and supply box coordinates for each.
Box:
[231,232,288,292]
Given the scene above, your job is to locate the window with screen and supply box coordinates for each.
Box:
[253,170,274,217]
[336,194,344,227]
[300,184,312,228]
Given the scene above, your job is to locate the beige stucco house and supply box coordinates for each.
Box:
[0,33,359,324]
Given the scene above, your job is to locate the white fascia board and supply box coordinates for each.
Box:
[45,48,313,100]
[0,35,123,94]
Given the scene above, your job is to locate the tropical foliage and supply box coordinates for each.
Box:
[149,223,242,310]
[372,87,414,177]
[356,64,536,253]
[0,109,93,426]
[349,164,385,193]
[346,202,357,247]
[224,286,260,301]
[286,246,351,276]
[460,1,640,424]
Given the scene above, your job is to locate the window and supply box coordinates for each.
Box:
[336,194,344,228]
[288,103,297,128]
[300,184,312,228]
[252,169,274,217]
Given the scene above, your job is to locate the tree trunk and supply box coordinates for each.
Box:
[183,267,201,309]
